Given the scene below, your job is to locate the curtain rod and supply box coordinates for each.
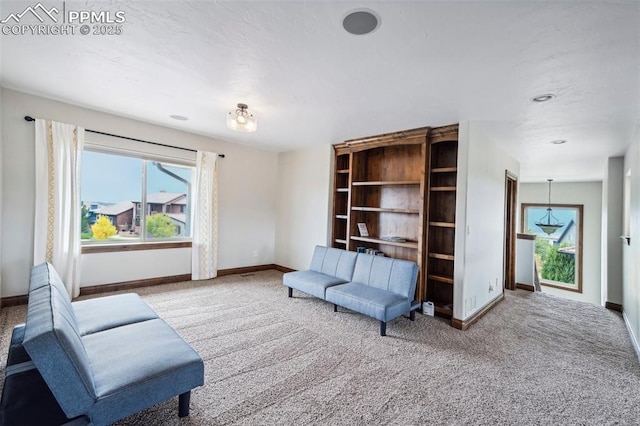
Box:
[24,116,225,158]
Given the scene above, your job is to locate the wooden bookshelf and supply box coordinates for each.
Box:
[331,149,352,250]
[332,124,459,317]
[425,127,459,319]
[333,127,430,301]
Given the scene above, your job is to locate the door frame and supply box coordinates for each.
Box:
[504,170,518,291]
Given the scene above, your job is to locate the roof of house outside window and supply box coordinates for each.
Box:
[146,192,186,205]
[93,201,135,216]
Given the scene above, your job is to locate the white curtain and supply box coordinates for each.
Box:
[191,150,219,280]
[33,119,84,298]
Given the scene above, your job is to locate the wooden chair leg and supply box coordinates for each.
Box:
[288,287,293,298]
[178,391,191,417]
[334,304,338,312]
[380,321,386,336]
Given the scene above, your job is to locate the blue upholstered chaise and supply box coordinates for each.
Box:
[325,252,419,336]
[283,246,420,336]
[8,262,205,425]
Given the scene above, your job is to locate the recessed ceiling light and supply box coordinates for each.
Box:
[170,115,189,121]
[550,140,567,145]
[531,94,555,103]
[343,9,380,35]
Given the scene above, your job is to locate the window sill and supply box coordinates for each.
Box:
[82,241,192,254]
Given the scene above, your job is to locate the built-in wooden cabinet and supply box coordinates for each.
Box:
[332,124,459,321]
[333,130,428,299]
[425,128,459,318]
[331,150,351,248]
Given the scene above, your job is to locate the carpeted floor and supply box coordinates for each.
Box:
[2,270,640,425]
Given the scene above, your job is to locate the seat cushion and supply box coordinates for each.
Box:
[283,270,347,299]
[83,319,204,425]
[326,282,411,322]
[73,294,159,336]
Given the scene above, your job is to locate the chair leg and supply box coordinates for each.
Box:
[410,310,416,321]
[178,391,191,417]
[334,304,338,312]
[288,287,293,298]
[380,321,386,336]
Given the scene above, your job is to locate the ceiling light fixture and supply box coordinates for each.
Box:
[227,103,257,133]
[535,179,564,235]
[170,115,189,121]
[531,94,555,103]
[343,9,380,35]
[550,139,567,145]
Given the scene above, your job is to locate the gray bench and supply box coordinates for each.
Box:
[1,262,204,426]
[283,246,420,336]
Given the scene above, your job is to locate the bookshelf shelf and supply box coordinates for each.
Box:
[351,236,418,250]
[352,181,420,186]
[352,206,419,214]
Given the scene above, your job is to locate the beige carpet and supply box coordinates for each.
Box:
[2,270,640,425]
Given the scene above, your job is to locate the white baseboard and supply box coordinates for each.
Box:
[622,310,640,363]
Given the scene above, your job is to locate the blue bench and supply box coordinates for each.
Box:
[283,246,420,336]
[0,263,204,426]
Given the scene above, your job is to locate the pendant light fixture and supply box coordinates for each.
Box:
[535,179,564,235]
[227,103,257,133]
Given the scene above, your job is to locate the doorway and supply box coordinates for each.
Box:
[504,171,518,290]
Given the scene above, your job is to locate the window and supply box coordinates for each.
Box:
[521,204,583,293]
[81,150,193,244]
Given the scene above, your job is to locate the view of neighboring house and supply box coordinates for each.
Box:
[88,201,136,232]
[556,219,576,256]
[86,192,187,236]
[537,219,576,247]
[136,193,187,236]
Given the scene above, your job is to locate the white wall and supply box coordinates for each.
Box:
[1,88,279,297]
[516,237,536,287]
[623,125,640,356]
[0,87,3,308]
[519,181,603,305]
[275,144,332,270]
[454,121,520,321]
[81,248,192,286]
[602,157,624,305]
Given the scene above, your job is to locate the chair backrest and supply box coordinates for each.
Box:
[352,254,418,299]
[309,246,358,282]
[23,263,96,418]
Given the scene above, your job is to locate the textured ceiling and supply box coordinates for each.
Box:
[1,1,639,181]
